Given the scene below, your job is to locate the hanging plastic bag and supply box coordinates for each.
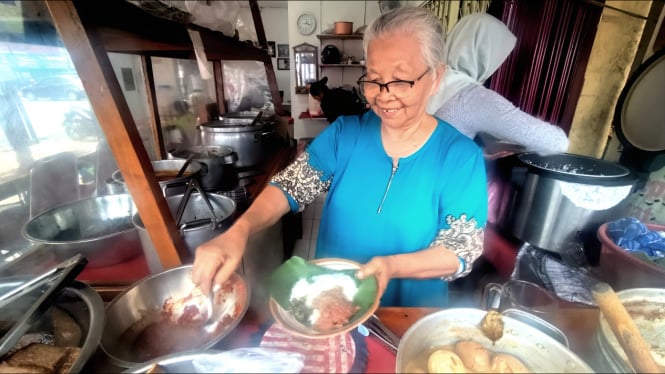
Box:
[191,347,305,373]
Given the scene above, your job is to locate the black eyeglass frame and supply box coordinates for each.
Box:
[356,68,431,96]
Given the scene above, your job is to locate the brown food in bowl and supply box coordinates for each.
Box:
[294,287,360,332]
[427,348,467,373]
[455,340,491,372]
[481,309,504,343]
[491,353,531,373]
[405,340,532,373]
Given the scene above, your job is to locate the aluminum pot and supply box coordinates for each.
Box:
[396,308,593,373]
[198,112,278,169]
[497,153,636,263]
[132,190,236,273]
[111,159,202,197]
[169,145,238,191]
[21,193,142,268]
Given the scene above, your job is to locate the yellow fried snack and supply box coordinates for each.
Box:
[454,340,491,372]
[491,353,532,373]
[427,348,468,373]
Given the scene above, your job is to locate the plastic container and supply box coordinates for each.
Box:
[334,21,353,35]
[596,222,665,290]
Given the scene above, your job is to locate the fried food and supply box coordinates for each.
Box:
[491,353,532,373]
[481,309,504,343]
[427,348,467,373]
[51,308,82,347]
[455,340,491,372]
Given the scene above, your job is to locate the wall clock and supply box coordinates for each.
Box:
[297,13,317,36]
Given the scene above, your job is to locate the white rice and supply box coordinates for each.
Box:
[289,273,358,326]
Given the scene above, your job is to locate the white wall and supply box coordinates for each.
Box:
[285,1,424,138]
[287,1,383,139]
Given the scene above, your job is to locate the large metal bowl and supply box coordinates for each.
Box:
[100,265,250,368]
[396,308,594,373]
[21,194,142,268]
[0,277,105,372]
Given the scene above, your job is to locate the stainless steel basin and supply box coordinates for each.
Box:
[21,193,142,268]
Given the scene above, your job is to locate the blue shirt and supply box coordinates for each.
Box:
[271,111,487,307]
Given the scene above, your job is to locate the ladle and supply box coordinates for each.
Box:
[175,156,194,178]
[592,282,660,373]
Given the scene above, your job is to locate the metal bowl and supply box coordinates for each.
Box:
[21,194,142,268]
[396,308,594,373]
[0,277,105,372]
[100,265,250,368]
[269,258,379,339]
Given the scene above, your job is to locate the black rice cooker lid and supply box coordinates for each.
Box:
[614,48,665,153]
[518,152,634,186]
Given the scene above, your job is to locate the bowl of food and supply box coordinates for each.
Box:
[100,265,249,368]
[0,278,104,373]
[396,308,593,373]
[268,256,379,339]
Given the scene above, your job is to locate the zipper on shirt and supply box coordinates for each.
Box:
[377,162,398,214]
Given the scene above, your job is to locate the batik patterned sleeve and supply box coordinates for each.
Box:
[269,117,348,212]
[431,141,488,281]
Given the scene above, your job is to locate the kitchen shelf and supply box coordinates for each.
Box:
[320,63,365,68]
[317,34,363,40]
[299,111,328,120]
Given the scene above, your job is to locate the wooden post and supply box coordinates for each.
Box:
[46,0,187,269]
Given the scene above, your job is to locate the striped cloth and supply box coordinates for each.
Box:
[260,323,357,373]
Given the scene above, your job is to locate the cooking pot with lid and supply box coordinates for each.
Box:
[198,111,279,169]
[132,184,236,273]
[169,145,238,191]
[111,160,202,197]
[496,153,636,264]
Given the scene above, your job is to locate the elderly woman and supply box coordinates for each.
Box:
[192,7,487,307]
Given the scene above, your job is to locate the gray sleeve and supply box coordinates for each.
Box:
[435,86,569,154]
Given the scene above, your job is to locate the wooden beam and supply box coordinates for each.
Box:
[46,0,188,269]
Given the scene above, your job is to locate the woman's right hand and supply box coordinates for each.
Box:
[191,223,249,296]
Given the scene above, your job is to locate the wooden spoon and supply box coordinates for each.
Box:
[591,282,661,373]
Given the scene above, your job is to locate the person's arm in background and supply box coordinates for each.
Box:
[437,85,569,155]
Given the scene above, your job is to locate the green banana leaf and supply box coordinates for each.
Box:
[269,256,378,325]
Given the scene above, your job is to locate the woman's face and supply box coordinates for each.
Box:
[364,32,440,129]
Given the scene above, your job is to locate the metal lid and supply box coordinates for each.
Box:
[614,49,665,153]
[519,153,630,177]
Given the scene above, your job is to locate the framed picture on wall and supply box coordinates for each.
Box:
[277,58,290,70]
[277,44,289,58]
[267,41,276,57]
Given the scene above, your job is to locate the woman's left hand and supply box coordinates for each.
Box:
[356,256,395,298]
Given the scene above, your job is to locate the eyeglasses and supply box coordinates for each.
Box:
[357,68,431,98]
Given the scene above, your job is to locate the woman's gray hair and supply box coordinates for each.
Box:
[363,7,446,70]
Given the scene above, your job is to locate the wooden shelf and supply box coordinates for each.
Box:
[317,34,363,40]
[320,63,365,68]
[299,111,328,120]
